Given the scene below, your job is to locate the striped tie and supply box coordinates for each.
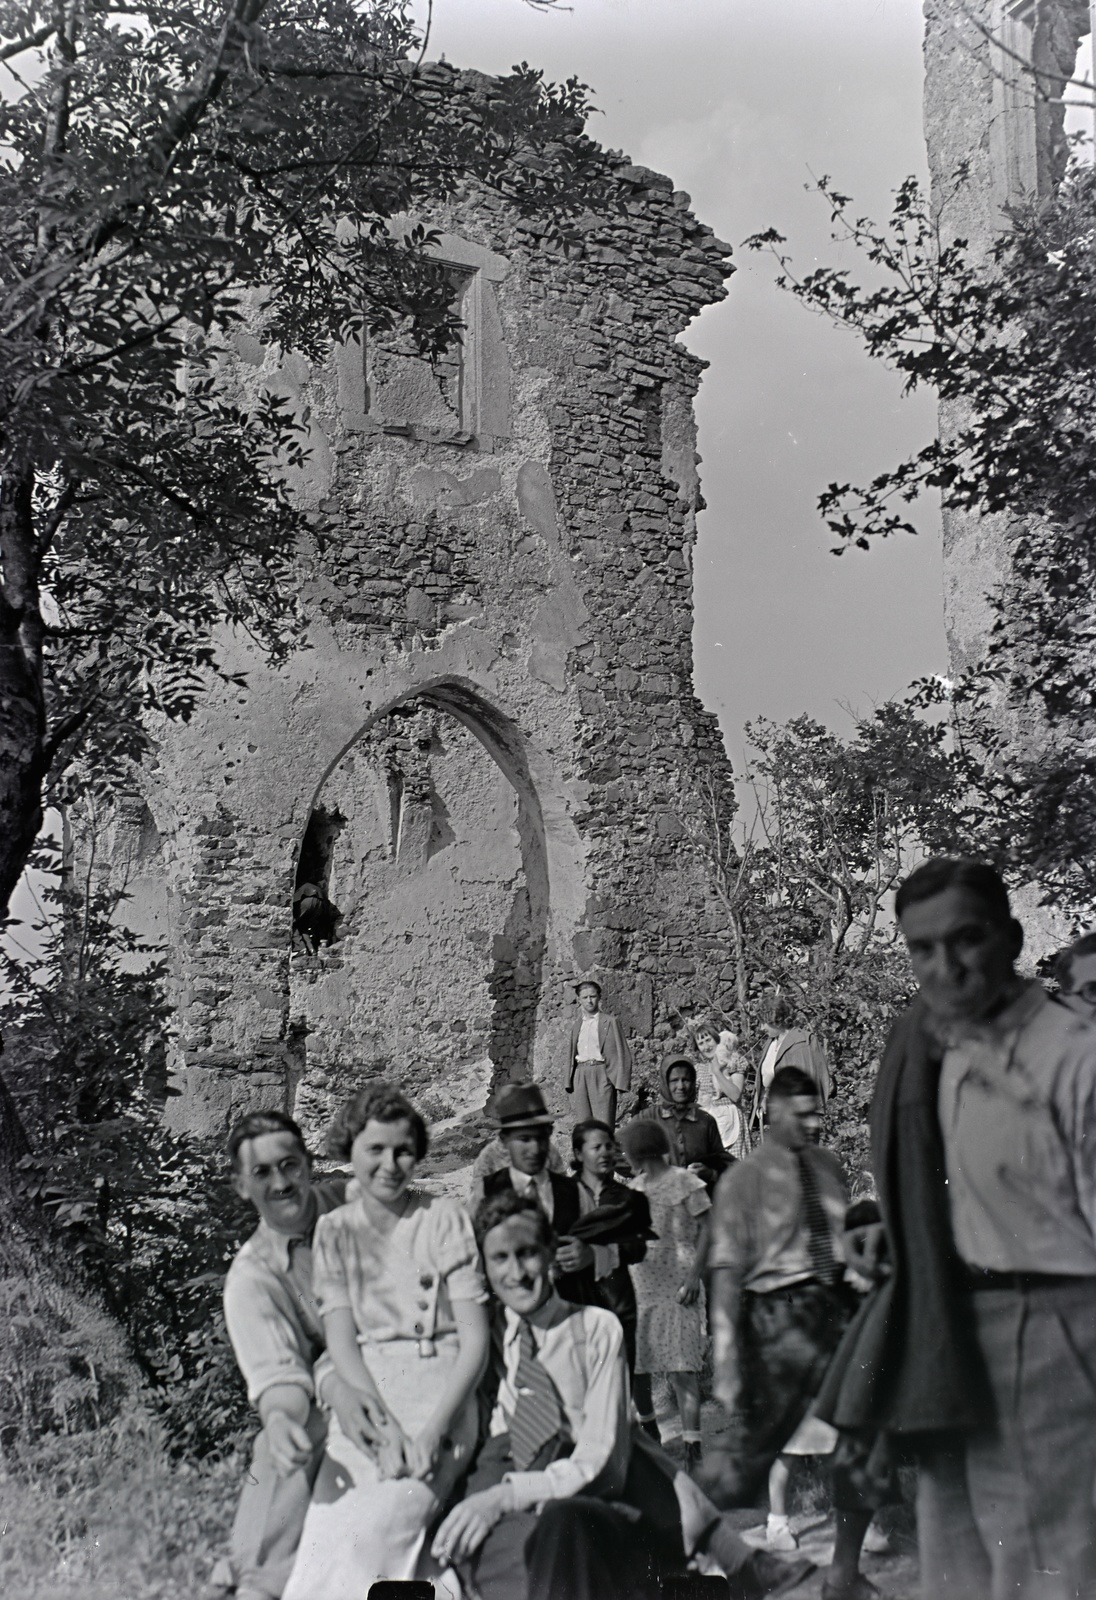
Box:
[508,1319,565,1471]
[797,1150,839,1286]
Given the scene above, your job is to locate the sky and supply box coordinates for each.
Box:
[413,0,948,769]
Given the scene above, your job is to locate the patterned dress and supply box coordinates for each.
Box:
[629,1165,711,1374]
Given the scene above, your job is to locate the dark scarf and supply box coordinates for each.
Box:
[815,997,992,1436]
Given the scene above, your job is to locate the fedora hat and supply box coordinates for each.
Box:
[490,1083,555,1131]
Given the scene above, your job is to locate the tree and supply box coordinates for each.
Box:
[682,696,1017,1174]
[0,0,607,913]
[745,160,1096,917]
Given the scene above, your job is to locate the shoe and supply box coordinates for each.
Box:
[861,1522,892,1555]
[734,1549,816,1598]
[765,1515,799,1553]
[821,1574,883,1600]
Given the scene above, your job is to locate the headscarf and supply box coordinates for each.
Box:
[659,1054,698,1115]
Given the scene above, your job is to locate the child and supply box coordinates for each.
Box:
[619,1118,711,1473]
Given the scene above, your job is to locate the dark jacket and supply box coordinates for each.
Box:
[815,997,992,1436]
[482,1165,588,1301]
[634,1060,732,1189]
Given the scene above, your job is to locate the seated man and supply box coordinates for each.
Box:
[215,1110,379,1600]
[431,1190,813,1600]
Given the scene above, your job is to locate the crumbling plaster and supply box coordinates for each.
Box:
[89,70,735,1139]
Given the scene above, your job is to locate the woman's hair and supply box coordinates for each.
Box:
[690,1013,720,1044]
[619,1118,671,1164]
[325,1082,428,1162]
[228,1109,309,1172]
[473,1188,556,1249]
[570,1118,614,1167]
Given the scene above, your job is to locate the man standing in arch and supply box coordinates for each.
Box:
[564,979,632,1131]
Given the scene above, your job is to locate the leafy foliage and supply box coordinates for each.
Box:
[0,0,613,910]
[745,162,1096,913]
[682,696,1029,1180]
[1,869,253,1455]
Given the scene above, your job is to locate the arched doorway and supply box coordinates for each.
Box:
[288,684,548,1139]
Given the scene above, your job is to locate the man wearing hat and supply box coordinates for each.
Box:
[564,978,632,1131]
[482,1083,593,1300]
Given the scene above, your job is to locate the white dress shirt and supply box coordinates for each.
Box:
[509,1165,555,1221]
[577,1012,605,1062]
[490,1293,630,1511]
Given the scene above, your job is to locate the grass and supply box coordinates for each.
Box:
[0,1410,241,1600]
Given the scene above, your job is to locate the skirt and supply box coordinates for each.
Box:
[282,1335,477,1600]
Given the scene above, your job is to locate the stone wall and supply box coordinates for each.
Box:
[79,62,737,1141]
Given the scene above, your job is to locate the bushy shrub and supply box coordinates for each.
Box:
[2,873,253,1457]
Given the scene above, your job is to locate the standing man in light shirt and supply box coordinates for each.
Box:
[215,1111,381,1600]
[818,857,1096,1600]
[564,978,632,1130]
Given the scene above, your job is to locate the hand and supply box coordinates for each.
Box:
[373,1417,411,1480]
[555,1237,594,1273]
[564,1080,575,1094]
[432,1485,512,1564]
[687,1162,707,1175]
[265,1409,315,1477]
[404,1422,444,1480]
[678,1276,701,1306]
[325,1376,385,1460]
[845,1221,890,1283]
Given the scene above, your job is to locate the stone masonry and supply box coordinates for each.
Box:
[82,62,736,1142]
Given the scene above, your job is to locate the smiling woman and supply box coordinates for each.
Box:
[281,1083,490,1600]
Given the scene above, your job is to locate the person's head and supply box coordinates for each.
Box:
[619,1117,672,1173]
[895,858,1022,1025]
[229,1110,313,1235]
[763,996,796,1038]
[661,1054,697,1107]
[766,1066,820,1151]
[691,1014,722,1057]
[491,1083,555,1176]
[474,1190,556,1316]
[326,1083,428,1210]
[1053,931,1096,1021]
[576,980,602,1016]
[571,1119,616,1182]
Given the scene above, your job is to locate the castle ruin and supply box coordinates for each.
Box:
[86,63,736,1144]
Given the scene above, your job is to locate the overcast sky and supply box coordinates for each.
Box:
[414,0,947,766]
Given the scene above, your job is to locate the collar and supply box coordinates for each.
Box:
[659,1103,698,1121]
[503,1290,569,1341]
[253,1191,318,1273]
[935,979,1046,1048]
[510,1165,551,1193]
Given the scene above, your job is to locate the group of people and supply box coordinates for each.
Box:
[212,856,1096,1600]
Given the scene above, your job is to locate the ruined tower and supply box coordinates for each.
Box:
[87,66,735,1140]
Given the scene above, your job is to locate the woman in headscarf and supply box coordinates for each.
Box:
[633,1055,732,1191]
[691,1017,753,1164]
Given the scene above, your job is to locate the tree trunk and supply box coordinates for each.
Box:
[0,464,46,915]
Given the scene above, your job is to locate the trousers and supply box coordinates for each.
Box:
[217,1406,327,1600]
[571,1061,617,1129]
[918,1279,1096,1600]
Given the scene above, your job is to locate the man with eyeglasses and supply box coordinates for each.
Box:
[1052,930,1096,1022]
[213,1110,379,1600]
